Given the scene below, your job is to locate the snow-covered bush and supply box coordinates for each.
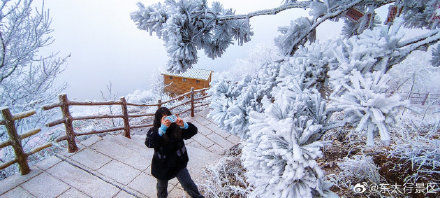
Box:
[389,135,440,183]
[241,89,336,198]
[330,71,408,146]
[277,41,337,97]
[208,61,280,138]
[336,155,381,187]
[329,19,406,95]
[200,144,249,197]
[398,110,440,137]
[125,89,157,105]
[389,113,440,183]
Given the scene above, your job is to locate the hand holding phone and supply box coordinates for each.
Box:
[165,115,177,123]
[175,115,184,128]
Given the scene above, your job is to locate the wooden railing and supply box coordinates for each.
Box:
[42,87,210,153]
[0,87,209,175]
[0,108,52,175]
[402,92,440,105]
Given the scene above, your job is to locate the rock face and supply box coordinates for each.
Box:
[0,111,240,198]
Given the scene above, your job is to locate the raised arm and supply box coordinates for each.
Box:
[182,122,198,140]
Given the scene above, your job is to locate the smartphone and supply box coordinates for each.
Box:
[165,115,177,123]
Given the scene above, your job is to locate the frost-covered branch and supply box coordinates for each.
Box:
[0,0,56,83]
[0,0,68,179]
[132,0,404,72]
[277,0,400,55]
[213,1,312,21]
[398,31,439,48]
[283,0,363,55]
[330,71,408,146]
[208,61,281,138]
[382,30,440,72]
[381,30,440,70]
[131,0,253,73]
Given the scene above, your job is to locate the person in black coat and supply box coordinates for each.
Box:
[145,107,204,198]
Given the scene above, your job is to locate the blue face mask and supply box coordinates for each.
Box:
[165,115,177,123]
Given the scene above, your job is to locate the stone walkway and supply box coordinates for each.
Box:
[0,111,240,198]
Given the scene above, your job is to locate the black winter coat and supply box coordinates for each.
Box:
[145,122,197,180]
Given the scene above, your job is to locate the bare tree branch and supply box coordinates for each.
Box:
[0,31,6,70]
[0,0,67,146]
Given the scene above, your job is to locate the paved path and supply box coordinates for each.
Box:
[0,110,240,198]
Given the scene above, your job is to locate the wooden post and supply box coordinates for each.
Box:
[120,97,130,138]
[190,87,195,117]
[158,99,162,109]
[59,94,78,153]
[422,92,430,105]
[1,108,30,175]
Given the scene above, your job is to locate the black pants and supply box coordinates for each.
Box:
[156,168,203,198]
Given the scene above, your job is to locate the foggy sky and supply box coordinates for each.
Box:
[36,0,342,100]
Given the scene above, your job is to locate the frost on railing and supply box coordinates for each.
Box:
[399,92,440,105]
[42,87,210,153]
[0,87,210,176]
[0,108,52,175]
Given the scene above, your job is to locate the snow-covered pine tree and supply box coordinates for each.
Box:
[132,0,399,73]
[208,78,248,137]
[133,0,440,197]
[276,40,338,98]
[131,0,252,73]
[327,18,437,145]
[401,0,440,29]
[330,71,408,146]
[275,17,315,56]
[132,0,440,74]
[242,88,336,198]
[237,53,338,196]
[209,38,340,138]
[208,61,281,138]
[329,18,412,92]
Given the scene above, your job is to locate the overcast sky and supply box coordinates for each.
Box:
[36,0,343,100]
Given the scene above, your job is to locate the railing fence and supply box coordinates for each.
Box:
[0,87,209,175]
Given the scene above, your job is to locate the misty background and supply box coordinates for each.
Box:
[36,0,342,100]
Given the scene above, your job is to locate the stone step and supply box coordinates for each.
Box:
[185,145,220,184]
[0,109,238,198]
[90,137,153,171]
[103,135,147,152]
